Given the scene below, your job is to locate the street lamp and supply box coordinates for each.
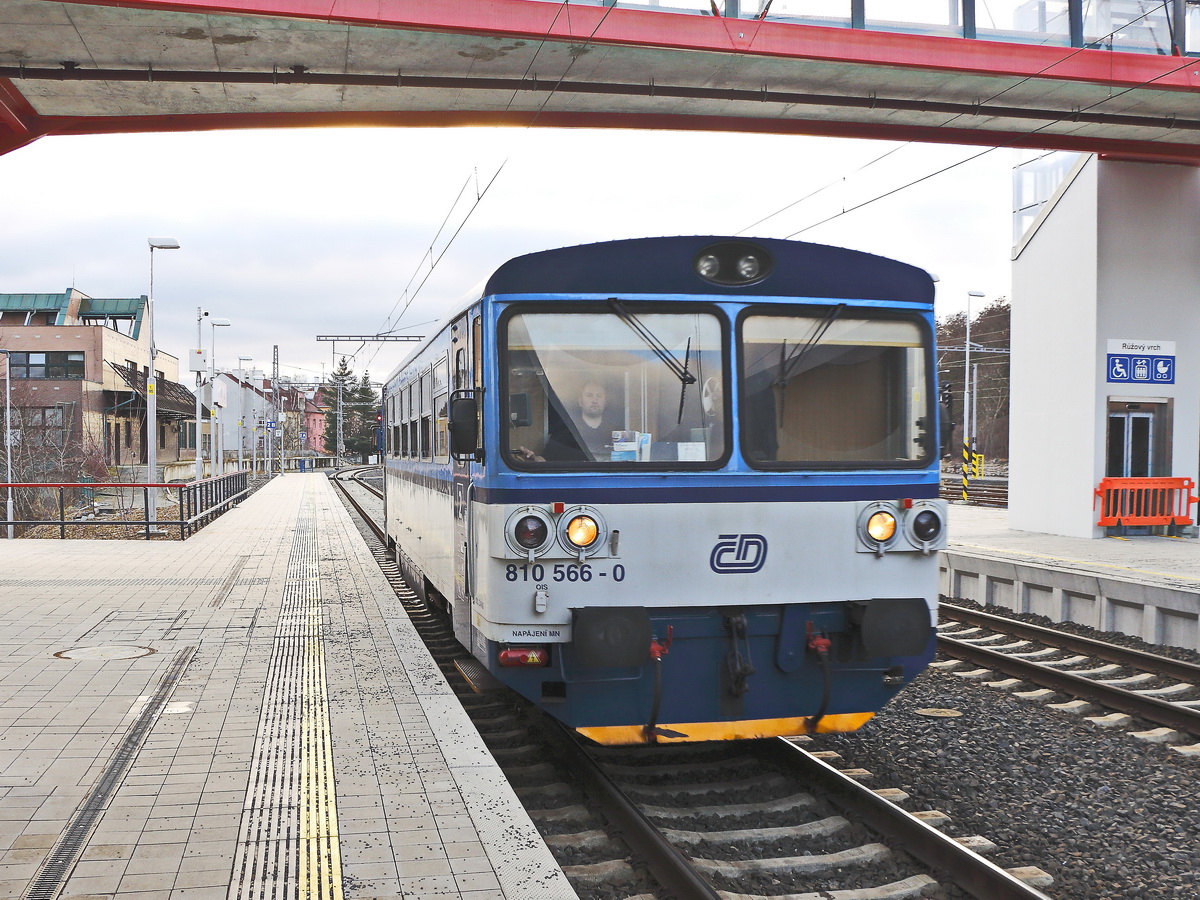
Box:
[147,237,180,529]
[194,308,207,481]
[209,318,230,475]
[237,356,252,472]
[1,349,13,539]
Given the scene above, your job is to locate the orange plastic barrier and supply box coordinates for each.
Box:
[1094,477,1198,527]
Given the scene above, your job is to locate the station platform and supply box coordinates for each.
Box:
[0,474,576,900]
[944,504,1200,652]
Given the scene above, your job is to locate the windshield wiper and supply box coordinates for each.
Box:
[609,298,698,387]
[609,298,697,425]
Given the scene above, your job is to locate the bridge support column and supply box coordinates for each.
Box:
[1010,155,1200,538]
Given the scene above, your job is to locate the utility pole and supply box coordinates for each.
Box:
[336,377,344,466]
[273,345,282,476]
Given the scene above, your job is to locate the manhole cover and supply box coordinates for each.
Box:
[55,645,157,660]
[914,707,962,718]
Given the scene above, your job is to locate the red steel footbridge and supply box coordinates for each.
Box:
[3,0,1200,160]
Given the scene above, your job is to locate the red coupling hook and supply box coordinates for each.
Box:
[650,625,674,660]
[806,622,831,656]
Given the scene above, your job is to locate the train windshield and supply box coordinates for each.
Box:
[504,309,726,466]
[739,311,932,467]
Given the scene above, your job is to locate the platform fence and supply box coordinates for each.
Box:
[1,471,251,540]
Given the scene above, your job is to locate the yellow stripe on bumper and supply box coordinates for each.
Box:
[575,712,875,745]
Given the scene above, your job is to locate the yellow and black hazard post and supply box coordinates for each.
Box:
[961,440,970,501]
[972,452,985,478]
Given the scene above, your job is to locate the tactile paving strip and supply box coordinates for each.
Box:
[229,493,344,900]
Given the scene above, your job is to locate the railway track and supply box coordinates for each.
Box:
[938,602,1200,750]
[940,476,1008,507]
[330,474,1055,899]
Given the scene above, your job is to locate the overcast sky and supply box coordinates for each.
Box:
[0,124,1016,386]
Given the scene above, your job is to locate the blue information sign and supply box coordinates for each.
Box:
[1107,354,1174,384]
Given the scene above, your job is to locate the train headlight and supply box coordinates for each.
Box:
[737,254,761,280]
[857,502,901,555]
[504,507,556,558]
[866,511,897,542]
[565,515,599,549]
[911,510,942,543]
[697,254,721,279]
[557,505,608,560]
[694,241,772,285]
[515,515,549,549]
[903,503,946,553]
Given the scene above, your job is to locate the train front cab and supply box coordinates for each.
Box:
[453,284,947,745]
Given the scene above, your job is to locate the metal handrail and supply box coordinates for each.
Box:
[1,472,251,539]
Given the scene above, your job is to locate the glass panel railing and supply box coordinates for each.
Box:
[757,0,852,27]
[1082,0,1172,54]
[976,0,1072,46]
[1012,149,1080,244]
[864,0,963,36]
[522,0,1182,55]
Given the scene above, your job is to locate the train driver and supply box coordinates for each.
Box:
[516,379,621,462]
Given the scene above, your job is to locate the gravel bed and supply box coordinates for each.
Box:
[814,664,1200,899]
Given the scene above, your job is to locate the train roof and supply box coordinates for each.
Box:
[483,236,935,304]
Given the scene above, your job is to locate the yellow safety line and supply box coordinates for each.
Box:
[951,541,1200,583]
[298,509,344,900]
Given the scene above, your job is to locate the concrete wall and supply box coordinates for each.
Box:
[940,550,1200,652]
[1011,156,1200,537]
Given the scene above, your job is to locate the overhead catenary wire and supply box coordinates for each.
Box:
[365,0,620,374]
[755,3,1185,239]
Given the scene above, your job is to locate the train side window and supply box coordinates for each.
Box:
[473,317,483,390]
[455,348,468,391]
[435,392,449,460]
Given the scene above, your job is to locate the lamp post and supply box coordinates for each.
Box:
[209,318,230,476]
[962,291,985,501]
[237,356,252,472]
[194,308,208,481]
[1,349,12,539]
[147,238,180,529]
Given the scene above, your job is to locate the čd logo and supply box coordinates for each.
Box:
[709,534,768,574]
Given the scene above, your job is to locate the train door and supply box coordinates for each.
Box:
[451,314,478,647]
[1106,400,1171,477]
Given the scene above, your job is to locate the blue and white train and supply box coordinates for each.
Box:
[382,236,947,745]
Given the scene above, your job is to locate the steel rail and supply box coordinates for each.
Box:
[938,634,1200,736]
[538,717,722,900]
[767,739,1054,900]
[941,602,1200,686]
[348,470,384,501]
[330,475,386,544]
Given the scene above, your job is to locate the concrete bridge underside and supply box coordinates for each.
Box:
[4,0,1200,160]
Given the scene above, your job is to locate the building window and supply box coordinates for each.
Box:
[8,351,85,379]
[14,407,67,448]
